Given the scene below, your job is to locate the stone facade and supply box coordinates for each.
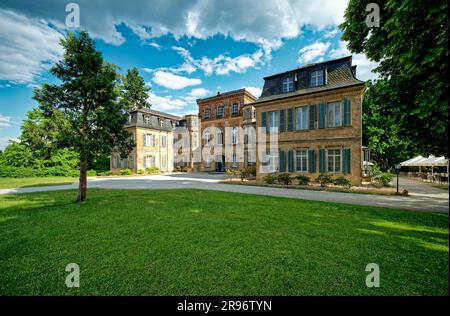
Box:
[197,89,257,171]
[253,56,366,185]
[110,108,198,173]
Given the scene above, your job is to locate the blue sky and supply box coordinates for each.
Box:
[0,0,378,149]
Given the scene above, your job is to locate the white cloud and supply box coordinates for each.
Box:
[323,28,340,39]
[148,42,162,50]
[0,114,11,130]
[152,71,202,90]
[188,88,210,98]
[243,86,262,98]
[147,92,188,112]
[0,9,63,83]
[329,41,379,81]
[0,136,19,150]
[298,41,331,64]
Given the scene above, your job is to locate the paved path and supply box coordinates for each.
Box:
[0,174,448,212]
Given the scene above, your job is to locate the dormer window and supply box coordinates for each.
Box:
[310,70,324,87]
[282,77,294,93]
[144,115,151,124]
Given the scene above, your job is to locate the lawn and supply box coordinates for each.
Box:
[0,189,448,295]
[0,177,78,189]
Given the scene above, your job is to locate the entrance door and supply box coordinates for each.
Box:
[215,155,225,172]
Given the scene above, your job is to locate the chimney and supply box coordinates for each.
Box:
[217,91,221,96]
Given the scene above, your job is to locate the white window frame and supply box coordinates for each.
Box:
[232,153,238,168]
[282,77,294,92]
[327,148,342,173]
[295,149,309,172]
[310,70,324,87]
[231,127,238,145]
[144,115,151,124]
[144,155,155,168]
[161,135,167,148]
[204,108,210,119]
[327,101,343,128]
[268,111,279,132]
[295,106,309,130]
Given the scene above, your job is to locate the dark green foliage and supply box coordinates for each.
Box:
[374,172,394,187]
[118,168,132,175]
[315,173,333,187]
[120,67,151,111]
[0,165,79,178]
[296,175,311,185]
[263,174,277,184]
[341,0,449,158]
[33,31,134,201]
[277,173,293,185]
[333,176,352,188]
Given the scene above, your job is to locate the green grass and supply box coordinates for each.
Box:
[0,177,78,189]
[0,189,448,295]
[433,184,449,191]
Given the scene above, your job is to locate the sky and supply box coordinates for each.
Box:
[0,0,378,150]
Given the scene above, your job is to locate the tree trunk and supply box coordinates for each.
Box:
[77,153,88,202]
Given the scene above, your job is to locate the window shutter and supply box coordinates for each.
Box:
[319,148,326,173]
[309,149,316,173]
[309,105,316,129]
[343,148,352,174]
[143,134,147,146]
[318,103,326,128]
[279,150,286,172]
[279,109,286,132]
[288,150,294,172]
[261,112,267,130]
[287,108,294,131]
[344,98,352,126]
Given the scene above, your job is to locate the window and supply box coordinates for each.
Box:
[216,106,224,118]
[144,115,151,124]
[244,108,252,120]
[204,108,210,119]
[295,149,308,172]
[327,101,343,127]
[128,155,135,169]
[263,150,279,172]
[232,103,239,115]
[161,135,167,148]
[232,153,237,168]
[204,131,210,145]
[159,119,165,127]
[216,129,223,145]
[144,155,155,168]
[232,127,238,144]
[161,153,167,170]
[310,70,324,87]
[268,111,279,131]
[282,77,294,92]
[327,149,341,172]
[205,156,211,168]
[144,134,155,147]
[295,106,309,130]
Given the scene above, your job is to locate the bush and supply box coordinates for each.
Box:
[296,175,311,185]
[263,174,277,184]
[87,169,97,177]
[145,166,160,174]
[225,169,238,179]
[118,168,132,175]
[97,171,112,176]
[333,176,352,188]
[315,173,333,187]
[374,172,394,187]
[277,173,293,185]
[175,165,187,172]
[0,165,79,178]
[245,165,256,177]
[137,169,145,175]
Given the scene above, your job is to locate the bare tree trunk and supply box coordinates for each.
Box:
[77,153,88,202]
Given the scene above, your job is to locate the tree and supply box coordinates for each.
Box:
[120,67,150,111]
[34,31,133,202]
[341,0,449,158]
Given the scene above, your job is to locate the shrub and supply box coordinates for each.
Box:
[174,165,187,172]
[145,166,160,174]
[87,169,97,177]
[225,169,238,179]
[263,174,277,184]
[374,172,394,187]
[137,169,145,175]
[296,175,311,185]
[245,165,256,177]
[97,171,112,176]
[333,176,352,188]
[277,173,293,185]
[118,168,132,175]
[315,173,333,187]
[0,165,79,178]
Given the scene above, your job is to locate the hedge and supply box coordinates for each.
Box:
[0,165,80,178]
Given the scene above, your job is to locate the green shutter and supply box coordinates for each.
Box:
[319,149,326,173]
[309,105,316,129]
[287,108,294,131]
[279,150,286,172]
[279,109,286,132]
[288,150,294,172]
[344,99,351,126]
[343,148,352,174]
[261,112,267,130]
[318,103,326,128]
[309,149,316,173]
